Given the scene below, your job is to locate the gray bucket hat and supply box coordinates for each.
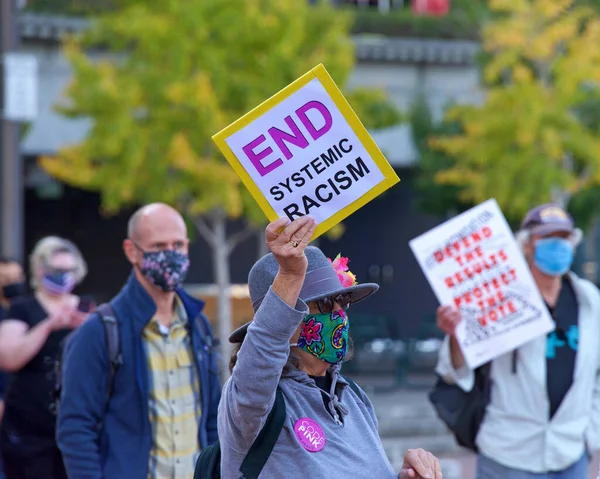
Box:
[229,246,379,343]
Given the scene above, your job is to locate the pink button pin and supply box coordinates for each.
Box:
[293,417,326,452]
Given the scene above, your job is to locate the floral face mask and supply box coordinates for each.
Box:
[293,309,349,365]
[134,243,190,292]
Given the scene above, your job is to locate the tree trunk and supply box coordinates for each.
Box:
[193,213,257,382]
[211,211,233,383]
[550,186,570,208]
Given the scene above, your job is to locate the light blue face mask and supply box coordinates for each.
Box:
[533,237,574,276]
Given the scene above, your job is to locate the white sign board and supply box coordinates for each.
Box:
[212,64,399,240]
[4,53,38,122]
[409,199,554,369]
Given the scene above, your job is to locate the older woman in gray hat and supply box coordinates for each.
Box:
[218,216,442,479]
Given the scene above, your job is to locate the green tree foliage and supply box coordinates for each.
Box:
[39,0,401,368]
[410,96,475,219]
[429,0,600,226]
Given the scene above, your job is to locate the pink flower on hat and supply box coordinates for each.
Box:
[328,254,358,287]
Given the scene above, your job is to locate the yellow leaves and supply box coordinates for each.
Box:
[464,120,483,136]
[540,128,563,159]
[512,64,534,83]
[324,223,346,242]
[516,129,536,147]
[168,134,199,172]
[165,82,188,104]
[489,0,529,14]
[489,0,573,19]
[41,0,367,224]
[167,133,243,218]
[483,22,528,51]
[38,145,100,189]
[543,15,580,44]
[346,88,402,129]
[39,155,73,183]
[62,35,83,61]
[533,0,573,19]
[482,0,594,84]
[429,134,471,158]
[434,168,477,187]
[96,62,119,97]
[471,0,600,203]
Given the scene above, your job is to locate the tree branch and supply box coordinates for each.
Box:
[227,224,257,254]
[561,151,574,173]
[192,215,217,248]
[577,165,593,185]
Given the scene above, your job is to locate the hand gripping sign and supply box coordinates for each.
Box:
[409,199,554,369]
[212,64,400,240]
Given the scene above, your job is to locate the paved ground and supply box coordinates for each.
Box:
[432,453,600,479]
[354,374,600,479]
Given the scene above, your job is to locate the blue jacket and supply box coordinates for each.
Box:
[57,272,221,479]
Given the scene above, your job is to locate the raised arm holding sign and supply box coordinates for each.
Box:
[207,216,442,479]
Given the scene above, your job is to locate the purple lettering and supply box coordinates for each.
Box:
[242,135,281,177]
[268,116,308,161]
[296,101,333,141]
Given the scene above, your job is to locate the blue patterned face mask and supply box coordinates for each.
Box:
[292,310,349,365]
[534,237,574,276]
[42,270,76,295]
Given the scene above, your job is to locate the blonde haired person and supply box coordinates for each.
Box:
[0,236,90,479]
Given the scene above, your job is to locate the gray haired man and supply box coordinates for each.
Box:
[436,203,600,478]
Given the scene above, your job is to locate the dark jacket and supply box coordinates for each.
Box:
[56,272,221,479]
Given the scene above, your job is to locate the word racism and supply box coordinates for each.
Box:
[270,139,370,220]
[240,100,373,220]
[434,225,518,327]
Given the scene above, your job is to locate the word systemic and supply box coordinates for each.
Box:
[269,139,370,219]
[240,100,374,221]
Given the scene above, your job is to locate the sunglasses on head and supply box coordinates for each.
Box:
[316,292,352,314]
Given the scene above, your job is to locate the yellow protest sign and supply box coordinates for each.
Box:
[213,64,400,239]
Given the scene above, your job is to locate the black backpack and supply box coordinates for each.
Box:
[53,303,122,414]
[428,350,517,452]
[195,378,362,479]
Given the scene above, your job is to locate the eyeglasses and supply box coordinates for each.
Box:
[316,293,352,314]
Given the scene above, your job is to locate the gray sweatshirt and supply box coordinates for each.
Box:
[218,287,398,478]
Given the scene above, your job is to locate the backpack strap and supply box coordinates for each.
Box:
[95,303,122,397]
[343,376,363,402]
[192,312,220,353]
[239,387,286,479]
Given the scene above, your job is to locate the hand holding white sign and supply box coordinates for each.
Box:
[409,199,554,369]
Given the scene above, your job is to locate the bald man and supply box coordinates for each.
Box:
[56,203,220,479]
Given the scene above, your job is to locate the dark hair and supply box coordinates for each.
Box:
[229,343,242,374]
[228,336,355,374]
